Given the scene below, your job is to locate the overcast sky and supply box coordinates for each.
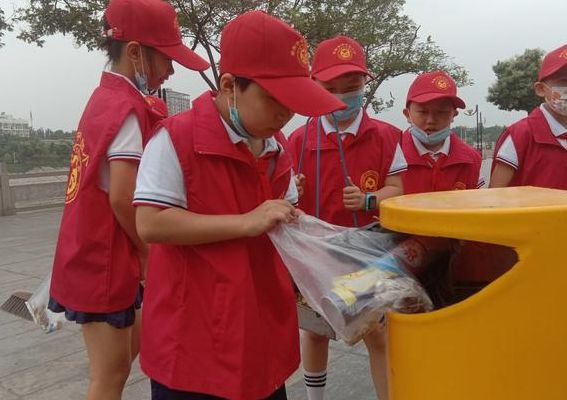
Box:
[1,0,566,134]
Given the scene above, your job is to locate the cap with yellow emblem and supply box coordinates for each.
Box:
[406,71,466,109]
[219,11,345,117]
[311,35,374,82]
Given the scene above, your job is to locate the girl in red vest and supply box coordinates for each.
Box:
[134,11,344,400]
[48,1,208,399]
[287,36,406,400]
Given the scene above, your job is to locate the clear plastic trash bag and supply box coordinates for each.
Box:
[25,272,66,333]
[268,215,433,344]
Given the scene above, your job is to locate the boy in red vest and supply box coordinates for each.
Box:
[456,45,567,291]
[401,71,483,193]
[491,43,567,189]
[133,11,344,400]
[400,70,492,306]
[48,0,209,399]
[288,35,406,400]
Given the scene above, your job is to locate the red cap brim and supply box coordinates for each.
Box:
[155,43,210,72]
[538,63,567,81]
[254,76,346,117]
[312,64,374,82]
[407,93,466,109]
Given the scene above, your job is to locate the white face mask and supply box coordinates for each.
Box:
[544,84,567,116]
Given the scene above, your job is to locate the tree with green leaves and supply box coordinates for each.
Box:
[14,0,469,112]
[0,8,13,48]
[487,48,544,114]
[0,134,73,172]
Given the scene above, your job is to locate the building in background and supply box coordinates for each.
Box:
[0,113,30,137]
[160,88,191,116]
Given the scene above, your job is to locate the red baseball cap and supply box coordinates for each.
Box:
[406,71,465,109]
[104,0,209,71]
[311,36,374,82]
[538,44,567,81]
[219,11,345,117]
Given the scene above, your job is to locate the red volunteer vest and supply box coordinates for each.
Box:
[50,72,160,312]
[288,112,401,227]
[140,92,299,400]
[493,107,567,189]
[401,131,481,194]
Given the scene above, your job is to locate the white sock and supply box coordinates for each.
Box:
[304,370,327,400]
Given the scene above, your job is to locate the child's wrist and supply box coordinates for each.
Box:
[364,192,377,211]
[244,215,257,238]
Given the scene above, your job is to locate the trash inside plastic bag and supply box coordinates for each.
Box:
[25,272,65,333]
[268,215,433,344]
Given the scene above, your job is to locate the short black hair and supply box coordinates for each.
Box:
[216,75,253,91]
[100,17,124,63]
[234,76,252,91]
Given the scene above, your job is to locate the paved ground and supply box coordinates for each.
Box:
[0,209,377,400]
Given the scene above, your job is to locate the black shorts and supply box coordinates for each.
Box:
[48,285,144,329]
[150,380,287,400]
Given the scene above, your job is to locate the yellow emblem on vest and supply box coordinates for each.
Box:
[65,131,90,204]
[360,170,379,192]
[454,181,466,190]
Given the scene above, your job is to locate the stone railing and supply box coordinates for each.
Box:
[0,162,68,216]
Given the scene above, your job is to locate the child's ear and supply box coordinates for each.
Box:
[125,41,143,64]
[402,108,411,123]
[218,73,236,96]
[534,81,547,98]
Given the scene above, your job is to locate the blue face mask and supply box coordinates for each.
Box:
[331,88,364,122]
[410,125,451,146]
[133,48,150,95]
[228,90,253,139]
[134,71,149,95]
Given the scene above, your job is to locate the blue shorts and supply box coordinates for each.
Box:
[48,284,143,329]
[150,380,287,400]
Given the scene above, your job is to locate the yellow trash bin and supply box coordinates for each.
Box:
[380,186,567,400]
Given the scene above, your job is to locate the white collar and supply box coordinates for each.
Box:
[219,115,280,156]
[411,133,451,157]
[540,104,567,137]
[106,71,145,97]
[321,110,363,136]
